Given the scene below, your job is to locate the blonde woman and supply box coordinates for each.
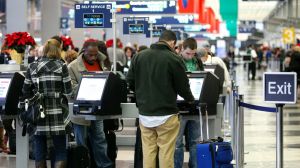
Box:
[21,39,72,168]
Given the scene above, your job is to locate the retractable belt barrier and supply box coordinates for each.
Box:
[238,102,277,113]
[232,91,277,113]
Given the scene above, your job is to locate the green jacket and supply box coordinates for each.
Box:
[127,41,194,116]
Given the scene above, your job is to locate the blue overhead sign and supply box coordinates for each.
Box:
[153,16,194,25]
[123,17,150,36]
[116,1,176,14]
[74,3,112,28]
[264,72,297,104]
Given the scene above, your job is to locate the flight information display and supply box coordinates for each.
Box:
[83,13,104,27]
[153,29,162,37]
[76,78,106,101]
[129,24,144,34]
[178,78,204,101]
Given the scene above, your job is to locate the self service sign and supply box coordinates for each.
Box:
[264,72,297,104]
[75,3,112,28]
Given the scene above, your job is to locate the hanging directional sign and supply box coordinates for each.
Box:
[60,17,69,29]
[123,17,150,36]
[153,16,195,25]
[282,27,296,44]
[74,3,112,28]
[116,1,176,14]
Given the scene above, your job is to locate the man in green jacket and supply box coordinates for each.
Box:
[175,38,203,168]
[127,30,194,168]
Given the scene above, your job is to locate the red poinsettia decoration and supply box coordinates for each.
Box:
[60,36,75,51]
[4,32,36,53]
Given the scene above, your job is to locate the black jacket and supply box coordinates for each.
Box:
[289,51,300,80]
[127,41,194,116]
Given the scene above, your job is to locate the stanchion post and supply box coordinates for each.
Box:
[276,104,284,168]
[231,85,238,161]
[236,94,244,168]
[111,10,117,73]
[149,21,153,45]
[240,95,245,167]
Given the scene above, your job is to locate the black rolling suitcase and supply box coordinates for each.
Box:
[67,144,90,168]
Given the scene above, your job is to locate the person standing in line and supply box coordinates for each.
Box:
[198,47,231,93]
[127,30,194,168]
[21,39,72,168]
[68,39,112,168]
[247,45,257,80]
[174,38,203,168]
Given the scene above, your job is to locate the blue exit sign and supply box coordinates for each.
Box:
[263,72,297,104]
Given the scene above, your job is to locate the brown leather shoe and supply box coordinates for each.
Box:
[35,160,47,168]
[0,128,8,152]
[54,161,67,168]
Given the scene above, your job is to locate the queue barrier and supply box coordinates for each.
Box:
[231,87,279,168]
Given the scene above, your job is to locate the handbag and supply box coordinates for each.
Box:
[19,91,45,125]
[19,63,46,128]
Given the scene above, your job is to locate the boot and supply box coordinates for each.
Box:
[0,128,8,152]
[35,160,47,168]
[54,161,67,168]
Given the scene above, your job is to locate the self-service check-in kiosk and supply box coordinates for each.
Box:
[177,71,220,115]
[0,72,25,115]
[204,64,224,93]
[243,54,252,63]
[73,71,127,115]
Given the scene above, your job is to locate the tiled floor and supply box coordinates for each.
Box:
[1,64,300,168]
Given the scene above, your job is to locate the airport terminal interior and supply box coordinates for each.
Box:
[0,0,300,168]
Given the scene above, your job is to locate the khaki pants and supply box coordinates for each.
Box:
[140,115,180,168]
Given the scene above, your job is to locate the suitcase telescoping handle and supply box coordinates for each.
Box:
[199,105,210,142]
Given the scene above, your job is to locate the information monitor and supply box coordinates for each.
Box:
[129,24,144,34]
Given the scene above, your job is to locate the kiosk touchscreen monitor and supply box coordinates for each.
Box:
[177,78,204,101]
[177,72,220,115]
[0,78,12,101]
[0,72,25,115]
[76,78,107,101]
[74,72,126,116]
[129,24,144,34]
[204,64,224,93]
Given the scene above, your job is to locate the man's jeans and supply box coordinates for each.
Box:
[174,117,200,168]
[73,120,112,168]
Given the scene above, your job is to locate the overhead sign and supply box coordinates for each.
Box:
[238,20,256,33]
[184,25,208,32]
[123,17,149,36]
[152,15,194,25]
[74,3,112,28]
[60,17,69,29]
[116,1,176,14]
[263,72,297,104]
[282,27,296,44]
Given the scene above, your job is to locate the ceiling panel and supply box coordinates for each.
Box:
[238,0,278,21]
